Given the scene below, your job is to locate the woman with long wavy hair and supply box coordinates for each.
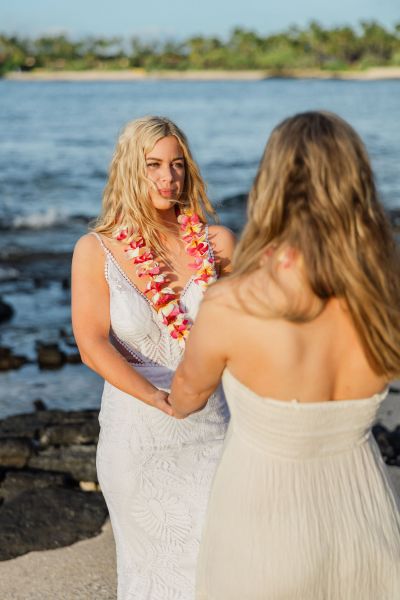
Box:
[170,111,400,599]
[71,116,234,599]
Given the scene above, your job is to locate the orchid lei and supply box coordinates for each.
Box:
[114,210,217,346]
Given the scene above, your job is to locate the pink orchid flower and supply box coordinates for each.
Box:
[188,257,204,269]
[137,263,160,277]
[129,237,145,249]
[132,251,153,264]
[116,228,128,241]
[153,291,176,308]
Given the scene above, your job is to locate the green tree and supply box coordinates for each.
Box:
[0,35,30,75]
[359,21,395,64]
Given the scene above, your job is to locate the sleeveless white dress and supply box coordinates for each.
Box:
[92,232,230,600]
[196,369,400,600]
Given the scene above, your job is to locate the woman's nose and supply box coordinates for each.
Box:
[160,164,174,182]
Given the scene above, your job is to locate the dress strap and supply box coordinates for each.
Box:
[204,225,215,262]
[89,232,112,281]
[90,231,112,256]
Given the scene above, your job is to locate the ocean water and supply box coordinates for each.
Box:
[0,78,399,417]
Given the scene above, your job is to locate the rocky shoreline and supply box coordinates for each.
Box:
[0,406,107,561]
[0,293,81,373]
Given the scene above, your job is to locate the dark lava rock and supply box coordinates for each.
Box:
[61,277,70,290]
[0,469,71,502]
[0,347,28,371]
[0,409,99,440]
[39,420,99,447]
[390,425,400,456]
[0,412,56,440]
[0,411,65,439]
[65,351,82,364]
[0,410,99,445]
[33,398,48,411]
[36,342,66,369]
[0,409,106,558]
[372,423,397,464]
[0,487,108,560]
[0,438,32,468]
[28,444,97,482]
[0,298,14,323]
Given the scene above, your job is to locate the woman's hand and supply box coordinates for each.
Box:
[151,389,174,416]
[167,392,190,419]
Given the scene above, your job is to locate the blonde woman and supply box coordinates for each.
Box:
[170,111,400,599]
[71,116,234,599]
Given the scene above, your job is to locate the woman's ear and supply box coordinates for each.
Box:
[277,247,298,269]
[259,244,299,269]
[259,243,277,266]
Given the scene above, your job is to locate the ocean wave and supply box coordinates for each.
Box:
[0,266,20,281]
[13,208,69,229]
[0,209,92,231]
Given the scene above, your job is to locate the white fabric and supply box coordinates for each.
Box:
[93,232,229,600]
[196,368,400,600]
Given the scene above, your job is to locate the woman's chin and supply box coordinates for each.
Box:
[152,197,178,211]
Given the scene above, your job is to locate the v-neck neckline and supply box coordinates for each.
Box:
[92,227,214,334]
[107,250,197,311]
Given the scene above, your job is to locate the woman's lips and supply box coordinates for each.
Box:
[158,189,175,198]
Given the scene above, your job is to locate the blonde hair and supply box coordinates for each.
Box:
[93,116,216,259]
[233,111,400,378]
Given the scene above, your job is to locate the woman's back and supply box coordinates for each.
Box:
[217,270,386,405]
[195,277,400,600]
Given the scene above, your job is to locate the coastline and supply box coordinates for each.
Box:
[4,66,400,82]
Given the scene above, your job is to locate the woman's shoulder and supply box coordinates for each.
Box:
[207,224,236,275]
[73,231,110,262]
[74,232,99,253]
[207,224,236,249]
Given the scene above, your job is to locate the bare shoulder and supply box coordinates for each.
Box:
[208,224,236,251]
[73,232,109,264]
[74,233,101,252]
[72,233,106,275]
[207,225,236,275]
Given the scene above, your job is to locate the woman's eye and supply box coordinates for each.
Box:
[146,162,159,168]
[173,162,185,169]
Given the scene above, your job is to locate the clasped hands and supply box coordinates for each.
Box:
[152,389,187,419]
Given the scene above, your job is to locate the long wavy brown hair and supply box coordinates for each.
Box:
[93,116,216,260]
[233,111,400,378]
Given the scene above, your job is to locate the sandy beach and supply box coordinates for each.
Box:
[5,66,400,82]
[0,519,117,599]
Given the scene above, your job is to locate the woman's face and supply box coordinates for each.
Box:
[145,135,186,210]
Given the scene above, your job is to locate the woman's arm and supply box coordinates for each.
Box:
[169,285,229,418]
[71,234,172,415]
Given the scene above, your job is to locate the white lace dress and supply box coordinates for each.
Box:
[92,232,229,600]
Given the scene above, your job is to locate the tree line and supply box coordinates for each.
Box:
[1,21,400,76]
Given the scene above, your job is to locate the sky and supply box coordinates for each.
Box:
[2,0,399,40]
